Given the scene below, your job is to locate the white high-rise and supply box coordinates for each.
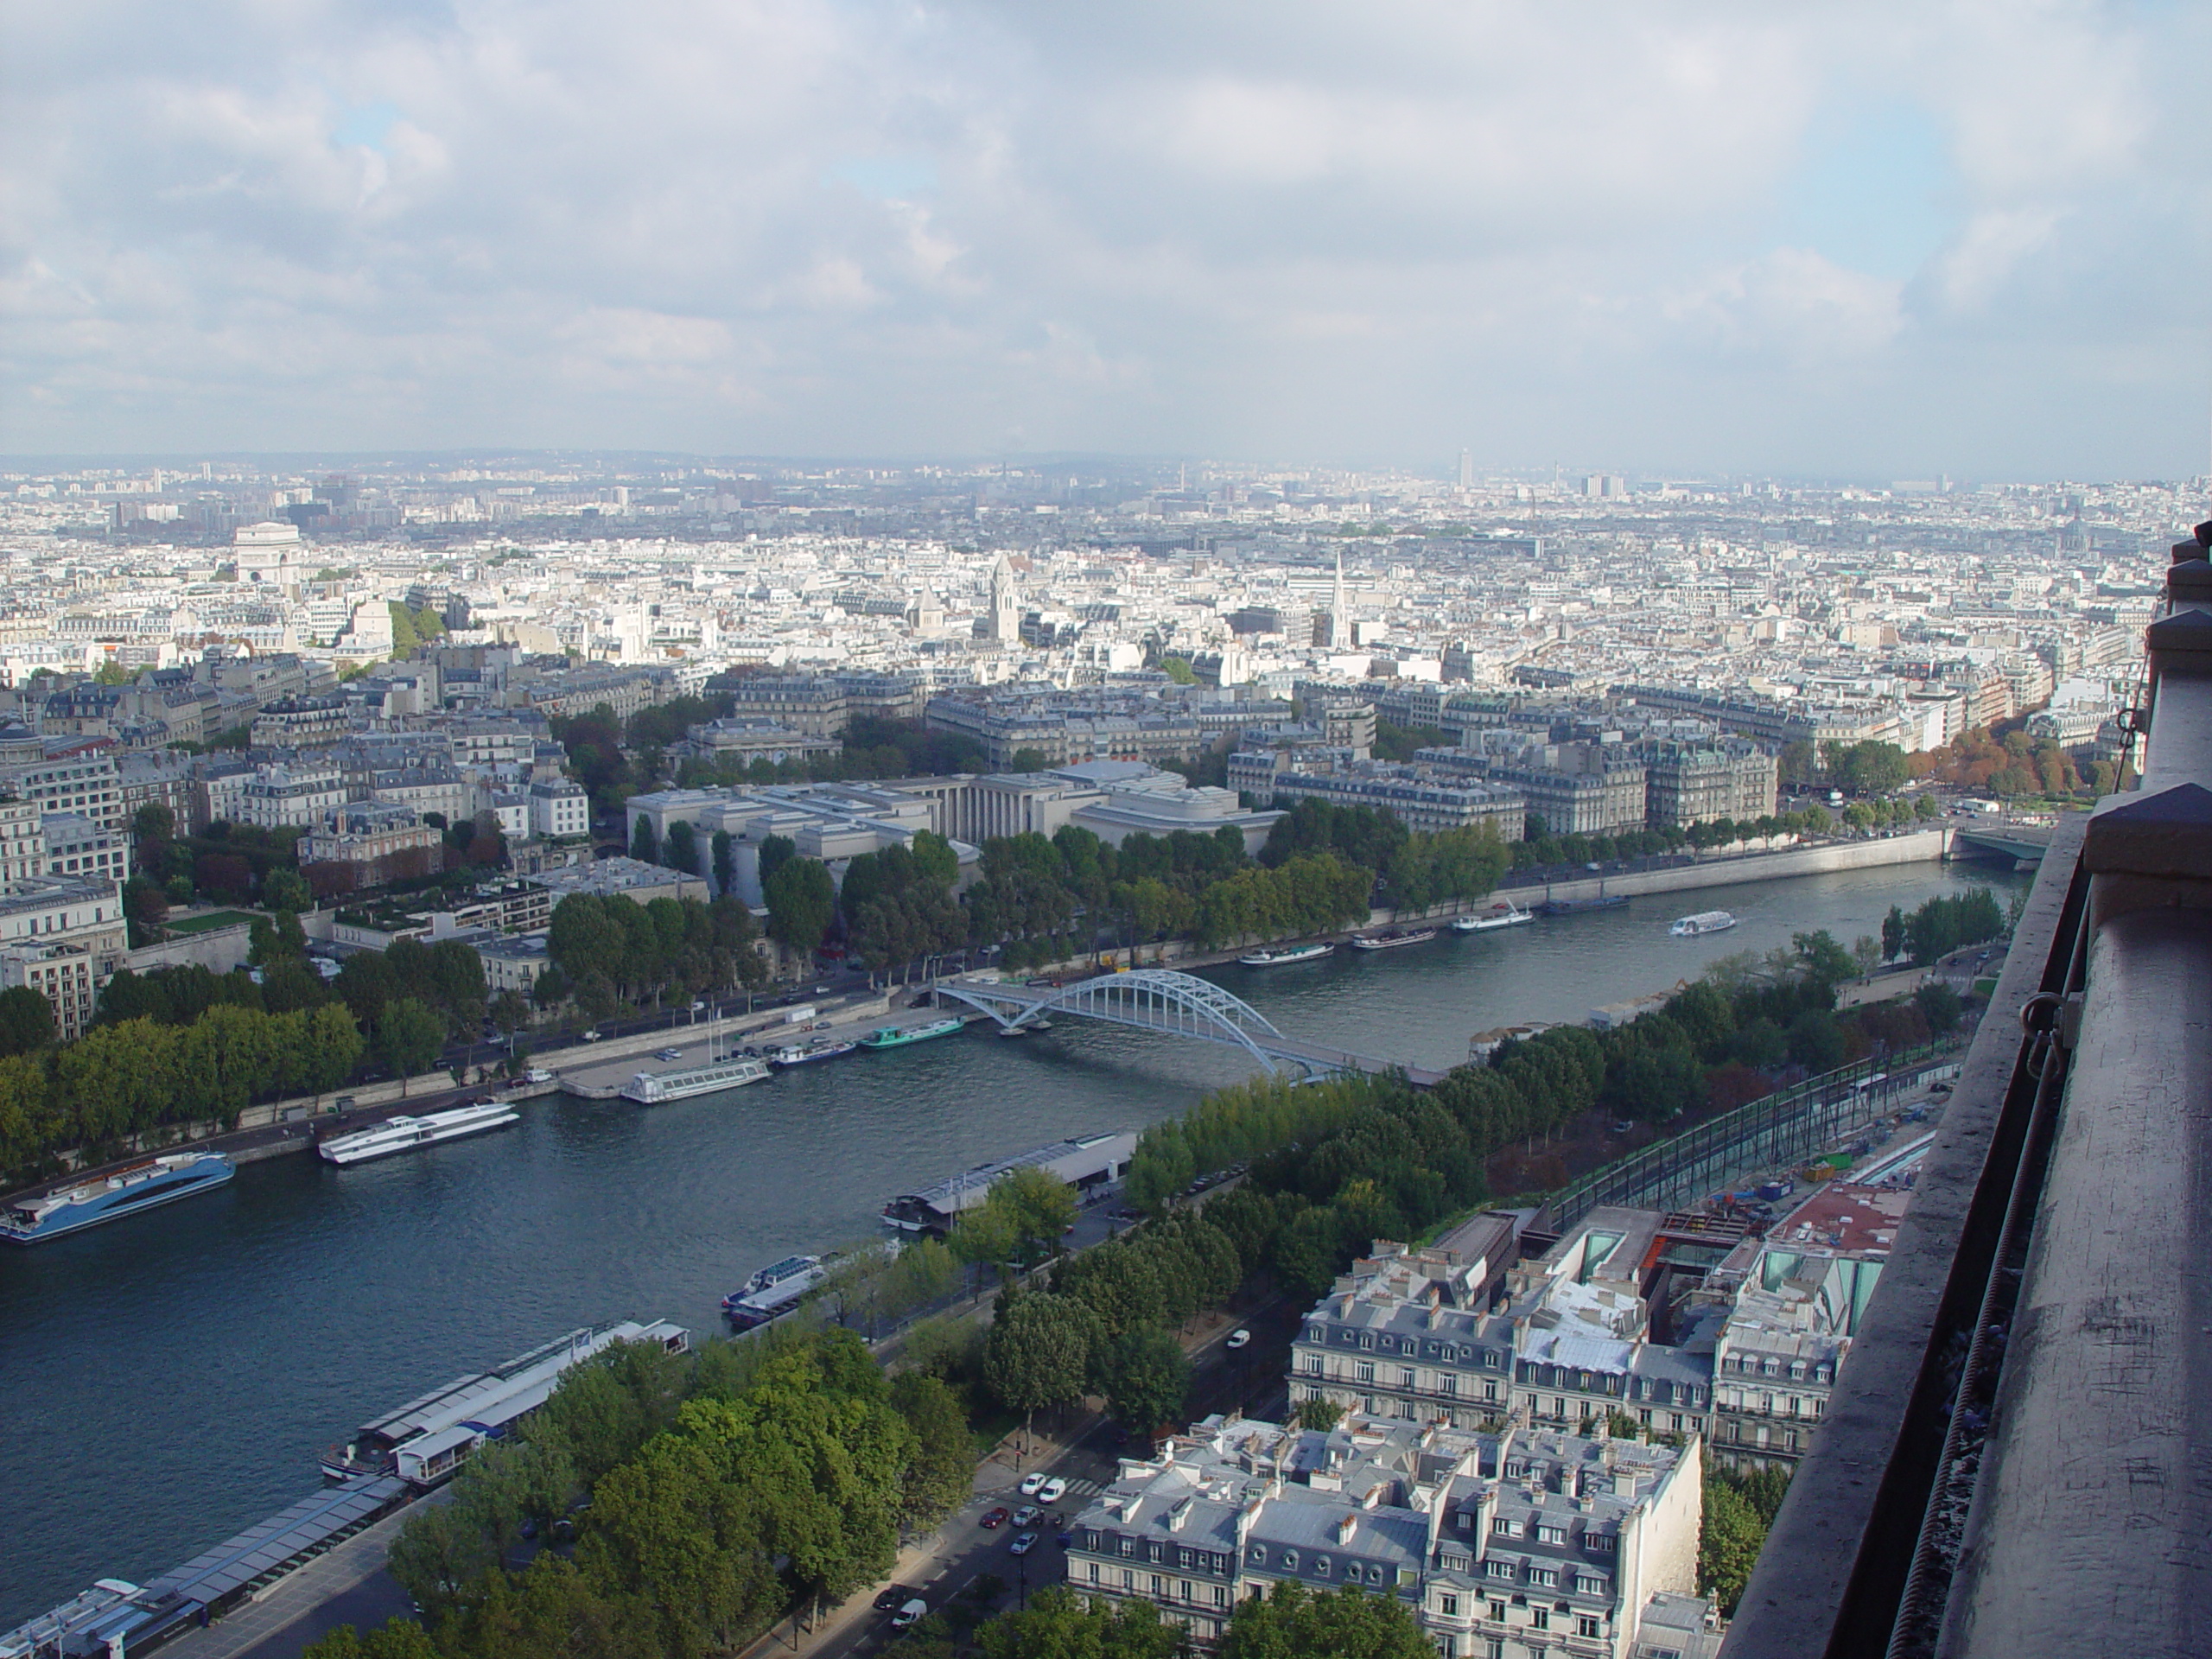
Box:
[988,553,1021,644]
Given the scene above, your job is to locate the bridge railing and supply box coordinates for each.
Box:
[1722,524,2212,1659]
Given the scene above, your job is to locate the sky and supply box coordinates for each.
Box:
[2,0,2207,479]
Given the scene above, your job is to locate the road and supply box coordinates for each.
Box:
[790,1296,1302,1659]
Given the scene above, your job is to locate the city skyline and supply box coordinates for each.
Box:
[4,2,2209,476]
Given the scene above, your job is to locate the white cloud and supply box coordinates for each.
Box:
[0,0,2205,473]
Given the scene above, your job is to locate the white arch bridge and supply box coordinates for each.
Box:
[934,969,1447,1085]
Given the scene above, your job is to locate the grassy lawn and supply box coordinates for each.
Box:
[165,909,258,935]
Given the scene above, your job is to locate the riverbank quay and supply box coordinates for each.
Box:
[0,988,905,1212]
[997,829,1959,983]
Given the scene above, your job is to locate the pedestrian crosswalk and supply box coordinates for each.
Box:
[1058,1478,1101,1498]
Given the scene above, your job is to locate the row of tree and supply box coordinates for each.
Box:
[542,892,768,1018]
[312,1327,974,1659]
[1881,888,2007,967]
[0,1003,368,1175]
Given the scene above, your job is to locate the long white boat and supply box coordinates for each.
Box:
[1452,900,1534,932]
[317,1103,518,1166]
[765,1037,858,1066]
[1238,942,1334,967]
[621,1056,770,1103]
[1669,910,1739,938]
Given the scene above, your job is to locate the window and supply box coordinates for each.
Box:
[1314,1556,1330,1577]
[1485,1560,1516,1580]
[1122,1569,1135,1590]
[1402,1369,1418,1389]
[1492,1516,1516,1535]
[1530,1569,1558,1589]
[1358,1362,1376,1383]
[1488,1600,1507,1623]
[1577,1615,1600,1638]
[1484,1380,1499,1402]
[1150,1575,1163,1598]
[1088,1562,1100,1583]
[1531,1608,1549,1631]
[1437,1592,1460,1617]
[1086,1531,1099,1550]
[1305,1355,1325,1375]
[1120,1538,1135,1557]
[1535,1525,1565,1546]
[1214,1586,1228,1608]
[1281,1552,1299,1573]
[1442,1375,1459,1396]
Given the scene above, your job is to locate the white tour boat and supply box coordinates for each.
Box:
[1669,910,1739,938]
[318,1103,519,1166]
[622,1016,771,1103]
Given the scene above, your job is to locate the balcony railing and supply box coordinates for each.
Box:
[1723,522,2212,1658]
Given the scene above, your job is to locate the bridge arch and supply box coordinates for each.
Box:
[938,969,1289,1073]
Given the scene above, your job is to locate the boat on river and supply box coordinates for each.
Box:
[622,1057,769,1103]
[1238,942,1334,967]
[1670,910,1738,937]
[0,1151,234,1243]
[765,1037,858,1066]
[859,1016,966,1050]
[318,1103,518,1166]
[1452,901,1533,932]
[1348,928,1440,951]
[1536,893,1629,917]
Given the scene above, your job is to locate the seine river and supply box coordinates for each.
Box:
[0,856,2022,1619]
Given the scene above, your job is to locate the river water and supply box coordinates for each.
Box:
[0,856,2021,1619]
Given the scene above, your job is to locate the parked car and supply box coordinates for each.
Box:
[1012,1505,1042,1528]
[1018,1471,1046,1497]
[1226,1329,1250,1351]
[1036,1477,1067,1504]
[581,1029,602,1042]
[875,1587,918,1612]
[891,1599,928,1629]
[980,1507,1010,1529]
[1009,1532,1039,1556]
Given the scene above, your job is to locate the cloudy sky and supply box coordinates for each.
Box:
[3,0,2205,476]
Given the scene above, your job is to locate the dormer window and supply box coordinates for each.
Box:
[1313,1555,1330,1577]
[1281,1551,1299,1572]
[1249,1546,1265,1564]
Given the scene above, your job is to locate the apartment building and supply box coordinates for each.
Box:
[1640,744,1778,830]
[528,779,590,840]
[238,763,347,830]
[40,812,130,884]
[714,671,930,736]
[297,802,442,870]
[0,753,124,832]
[1066,1410,1708,1659]
[1228,751,1527,839]
[0,876,129,1042]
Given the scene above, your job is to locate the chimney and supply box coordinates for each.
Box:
[1337,1512,1359,1545]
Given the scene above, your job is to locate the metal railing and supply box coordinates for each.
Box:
[1541,1040,1963,1235]
[1723,519,2212,1659]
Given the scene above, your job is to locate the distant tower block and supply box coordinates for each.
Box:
[1459,448,1474,491]
[988,553,1022,644]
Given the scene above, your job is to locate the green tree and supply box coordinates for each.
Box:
[664,819,698,874]
[1007,747,1048,773]
[975,1588,1186,1659]
[378,997,447,1082]
[1219,1580,1434,1659]
[1698,1471,1770,1616]
[1097,1326,1191,1436]
[711,829,735,894]
[264,867,313,912]
[1882,904,1907,963]
[1294,1395,1344,1431]
[888,1372,973,1532]
[758,834,797,888]
[764,856,836,957]
[1916,981,1964,1035]
[628,816,658,865]
[298,1619,443,1659]
[991,1165,1079,1262]
[983,1291,1102,1426]
[0,986,56,1057]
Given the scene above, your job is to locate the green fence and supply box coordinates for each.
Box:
[1538,1039,1965,1235]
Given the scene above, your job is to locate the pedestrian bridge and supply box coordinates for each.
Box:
[1950,818,2058,865]
[935,969,1446,1085]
